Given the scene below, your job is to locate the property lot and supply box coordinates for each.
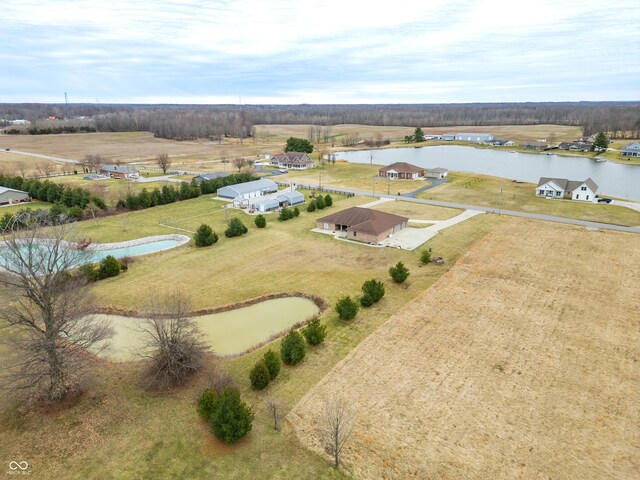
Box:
[290,219,640,480]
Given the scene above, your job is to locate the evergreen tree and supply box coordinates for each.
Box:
[263,350,281,379]
[249,361,271,390]
[280,329,307,365]
[284,137,314,154]
[413,127,425,142]
[254,214,267,228]
[315,195,326,209]
[225,217,248,237]
[335,296,359,321]
[593,131,609,150]
[324,194,333,207]
[306,200,317,212]
[194,224,218,247]
[301,318,327,346]
[209,388,254,444]
[389,261,410,283]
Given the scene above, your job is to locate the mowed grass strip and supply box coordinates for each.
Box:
[290,219,640,480]
[0,193,504,479]
[418,172,640,226]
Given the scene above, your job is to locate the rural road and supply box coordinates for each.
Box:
[0,149,80,165]
[279,181,640,235]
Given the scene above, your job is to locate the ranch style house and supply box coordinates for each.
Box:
[316,206,408,244]
[536,177,599,202]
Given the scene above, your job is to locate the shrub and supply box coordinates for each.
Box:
[278,207,294,221]
[389,261,410,283]
[335,296,359,321]
[79,263,99,282]
[263,350,281,380]
[306,200,317,212]
[315,195,326,209]
[420,249,432,264]
[68,205,84,219]
[302,318,327,346]
[361,279,385,305]
[225,217,248,237]
[293,206,300,217]
[98,255,121,279]
[249,361,271,390]
[280,329,307,365]
[360,293,374,307]
[324,194,333,206]
[210,388,254,444]
[194,224,218,247]
[197,388,219,419]
[254,214,266,228]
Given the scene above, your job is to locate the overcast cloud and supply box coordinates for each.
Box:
[1,0,638,103]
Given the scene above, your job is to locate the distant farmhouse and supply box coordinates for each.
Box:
[488,139,515,147]
[316,207,408,244]
[520,141,548,151]
[536,177,598,202]
[0,187,30,206]
[423,134,442,140]
[454,133,494,143]
[378,162,425,180]
[621,142,640,158]
[270,152,315,170]
[194,172,228,183]
[425,167,448,179]
[100,165,139,179]
[217,178,278,201]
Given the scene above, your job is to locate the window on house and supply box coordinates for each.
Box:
[576,194,580,199]
[586,195,589,200]
[556,191,562,196]
[581,186,587,191]
[539,190,544,195]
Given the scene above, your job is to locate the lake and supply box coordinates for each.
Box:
[336,146,640,201]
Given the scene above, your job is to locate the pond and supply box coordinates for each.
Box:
[95,296,320,360]
[337,146,640,201]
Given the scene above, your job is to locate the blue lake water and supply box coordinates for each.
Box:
[337,146,640,201]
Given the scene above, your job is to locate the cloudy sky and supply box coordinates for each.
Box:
[1,0,639,104]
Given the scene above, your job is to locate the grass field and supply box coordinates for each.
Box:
[0,193,504,479]
[418,172,640,226]
[0,202,51,215]
[289,219,640,480]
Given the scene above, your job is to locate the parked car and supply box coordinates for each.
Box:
[597,198,612,204]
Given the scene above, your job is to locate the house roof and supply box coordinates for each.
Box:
[101,164,138,173]
[271,152,313,165]
[537,177,598,192]
[217,178,278,196]
[456,132,493,137]
[622,142,640,152]
[0,186,28,195]
[195,172,228,181]
[317,207,408,236]
[426,167,448,173]
[379,162,424,174]
[253,197,280,208]
[277,191,304,202]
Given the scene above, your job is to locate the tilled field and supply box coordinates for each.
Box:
[289,219,640,479]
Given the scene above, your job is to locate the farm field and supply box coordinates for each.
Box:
[418,172,640,226]
[0,193,504,479]
[289,219,640,480]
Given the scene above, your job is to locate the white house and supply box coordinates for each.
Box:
[425,168,448,179]
[100,165,139,179]
[454,132,494,143]
[270,152,315,170]
[621,142,640,158]
[217,178,278,200]
[536,177,599,202]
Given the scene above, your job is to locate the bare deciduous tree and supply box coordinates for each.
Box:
[319,397,352,468]
[245,159,255,171]
[0,217,113,403]
[136,291,209,390]
[156,153,172,174]
[84,154,105,174]
[15,161,28,178]
[232,157,247,172]
[266,398,281,431]
[36,161,55,177]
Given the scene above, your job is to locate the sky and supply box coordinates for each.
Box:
[1,0,639,104]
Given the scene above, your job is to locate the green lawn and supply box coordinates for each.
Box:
[0,201,51,215]
[417,172,640,226]
[0,192,504,479]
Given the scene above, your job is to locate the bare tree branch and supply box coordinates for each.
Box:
[319,397,352,468]
[156,153,172,174]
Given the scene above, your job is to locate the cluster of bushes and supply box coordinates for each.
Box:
[335,277,388,320]
[79,255,128,281]
[306,194,332,212]
[3,126,97,135]
[278,206,300,221]
[250,318,327,390]
[197,387,254,444]
[115,172,256,211]
[0,205,87,231]
[0,174,106,210]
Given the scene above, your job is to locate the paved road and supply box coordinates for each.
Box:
[0,149,80,164]
[300,183,640,235]
[402,178,448,198]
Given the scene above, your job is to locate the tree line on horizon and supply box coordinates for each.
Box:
[1,102,639,140]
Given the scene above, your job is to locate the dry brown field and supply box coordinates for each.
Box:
[289,219,640,480]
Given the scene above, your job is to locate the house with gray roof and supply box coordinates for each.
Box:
[0,187,29,206]
[270,152,315,170]
[194,172,228,183]
[425,168,448,179]
[454,133,494,143]
[217,178,278,200]
[536,177,598,202]
[100,164,139,179]
[621,142,640,158]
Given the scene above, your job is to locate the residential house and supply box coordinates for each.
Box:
[270,152,315,170]
[621,142,640,158]
[378,162,425,180]
[0,187,29,206]
[520,141,548,151]
[316,207,408,244]
[536,177,599,202]
[217,178,278,200]
[442,134,456,141]
[246,189,305,212]
[424,134,442,140]
[558,141,593,152]
[100,165,140,179]
[454,133,494,143]
[425,168,448,179]
[194,172,228,183]
[489,139,515,146]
